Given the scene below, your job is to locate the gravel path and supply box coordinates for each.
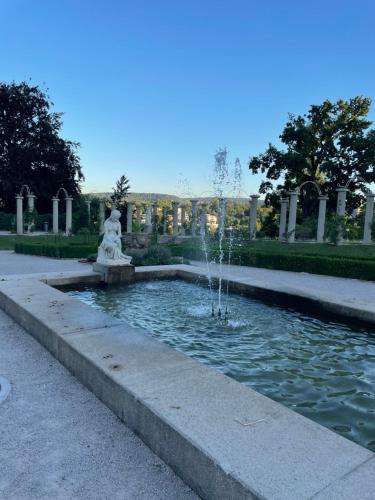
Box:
[0,308,197,499]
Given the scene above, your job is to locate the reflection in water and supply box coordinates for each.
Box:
[66,280,375,451]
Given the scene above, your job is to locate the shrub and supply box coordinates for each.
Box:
[14,242,97,259]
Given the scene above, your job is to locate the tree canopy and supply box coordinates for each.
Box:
[0,81,83,212]
[249,97,375,215]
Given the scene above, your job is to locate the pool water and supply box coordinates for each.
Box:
[66,279,375,451]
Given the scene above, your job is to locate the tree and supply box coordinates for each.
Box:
[249,97,375,216]
[111,174,130,211]
[0,81,83,212]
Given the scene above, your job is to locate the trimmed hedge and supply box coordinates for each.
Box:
[14,242,97,259]
[167,242,375,281]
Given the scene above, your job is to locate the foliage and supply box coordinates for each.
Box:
[0,212,15,231]
[0,81,83,212]
[14,241,97,258]
[111,174,130,211]
[167,239,375,280]
[249,97,375,215]
[128,245,183,266]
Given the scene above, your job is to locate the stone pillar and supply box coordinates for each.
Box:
[172,202,179,236]
[126,202,133,233]
[249,195,260,240]
[363,193,375,244]
[152,203,158,221]
[180,205,186,235]
[278,197,288,241]
[162,206,168,235]
[145,206,152,233]
[52,197,59,234]
[190,199,198,236]
[200,203,207,236]
[317,195,329,243]
[26,193,37,233]
[136,205,141,226]
[65,197,73,235]
[287,190,299,243]
[16,195,23,235]
[336,187,348,244]
[86,200,92,227]
[218,198,226,237]
[99,201,105,235]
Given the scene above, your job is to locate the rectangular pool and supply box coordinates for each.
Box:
[65,279,375,452]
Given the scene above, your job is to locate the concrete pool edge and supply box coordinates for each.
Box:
[0,267,374,499]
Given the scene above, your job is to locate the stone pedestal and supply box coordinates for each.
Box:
[93,262,135,285]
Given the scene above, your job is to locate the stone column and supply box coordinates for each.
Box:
[172,202,179,236]
[317,195,329,243]
[65,197,73,235]
[200,203,207,236]
[249,195,260,240]
[278,197,288,241]
[99,201,105,234]
[287,190,299,243]
[218,198,226,237]
[145,206,152,233]
[180,205,186,235]
[363,193,375,244]
[190,199,198,236]
[162,206,168,235]
[126,201,133,233]
[152,203,158,232]
[16,195,23,235]
[26,194,37,233]
[136,205,141,226]
[52,197,59,234]
[86,200,92,227]
[336,187,348,244]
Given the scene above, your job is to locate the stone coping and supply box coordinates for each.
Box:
[0,266,374,499]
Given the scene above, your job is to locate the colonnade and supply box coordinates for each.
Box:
[278,183,374,244]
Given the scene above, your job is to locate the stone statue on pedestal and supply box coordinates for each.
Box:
[97,209,132,265]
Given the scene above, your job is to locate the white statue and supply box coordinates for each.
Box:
[97,209,132,265]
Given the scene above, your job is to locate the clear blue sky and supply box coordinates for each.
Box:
[2,0,375,196]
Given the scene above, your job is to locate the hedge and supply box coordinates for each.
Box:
[14,242,97,259]
[167,242,375,281]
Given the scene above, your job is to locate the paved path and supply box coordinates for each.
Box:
[0,308,197,499]
[0,252,197,499]
[0,250,88,275]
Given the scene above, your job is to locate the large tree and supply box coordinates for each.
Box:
[249,97,375,215]
[111,174,131,211]
[0,81,83,212]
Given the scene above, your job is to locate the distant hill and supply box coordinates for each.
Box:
[88,192,263,205]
